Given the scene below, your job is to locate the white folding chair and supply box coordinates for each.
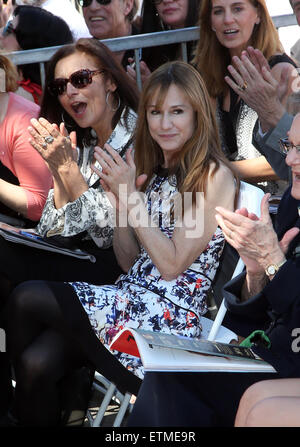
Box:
[206,181,265,341]
[85,373,133,427]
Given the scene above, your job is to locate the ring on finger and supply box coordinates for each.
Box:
[238,80,247,92]
[44,135,54,144]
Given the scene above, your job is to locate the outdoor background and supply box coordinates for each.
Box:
[266,0,299,54]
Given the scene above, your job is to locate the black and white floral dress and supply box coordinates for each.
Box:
[69,169,225,379]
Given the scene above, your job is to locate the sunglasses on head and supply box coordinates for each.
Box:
[48,68,104,96]
[279,137,300,155]
[2,21,15,37]
[76,0,112,7]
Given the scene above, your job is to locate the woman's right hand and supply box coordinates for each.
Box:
[28,118,78,175]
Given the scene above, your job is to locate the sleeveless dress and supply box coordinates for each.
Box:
[68,169,225,379]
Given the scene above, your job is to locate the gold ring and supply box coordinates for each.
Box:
[238,81,248,92]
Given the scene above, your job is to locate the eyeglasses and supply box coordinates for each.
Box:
[48,69,104,96]
[76,0,112,7]
[2,21,15,37]
[279,137,300,155]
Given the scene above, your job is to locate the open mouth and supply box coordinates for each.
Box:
[71,102,87,116]
[224,29,239,35]
[90,17,105,22]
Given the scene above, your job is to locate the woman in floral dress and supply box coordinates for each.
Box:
[5,61,237,426]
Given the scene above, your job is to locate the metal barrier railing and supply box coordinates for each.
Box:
[2,14,297,91]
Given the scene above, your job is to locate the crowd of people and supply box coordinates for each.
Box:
[0,0,300,428]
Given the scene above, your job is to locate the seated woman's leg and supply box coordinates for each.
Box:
[5,281,87,426]
[14,329,84,426]
[6,280,141,425]
[244,396,300,427]
[235,378,300,427]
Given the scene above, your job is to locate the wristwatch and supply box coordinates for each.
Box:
[265,259,286,277]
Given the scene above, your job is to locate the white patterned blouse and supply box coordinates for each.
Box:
[36,109,137,248]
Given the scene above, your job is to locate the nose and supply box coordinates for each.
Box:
[286,147,300,167]
[224,9,234,24]
[161,113,173,129]
[65,81,78,96]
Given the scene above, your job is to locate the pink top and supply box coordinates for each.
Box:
[0,93,53,221]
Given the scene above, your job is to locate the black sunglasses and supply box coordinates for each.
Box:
[76,0,112,7]
[48,69,104,96]
[2,20,15,37]
[279,137,300,154]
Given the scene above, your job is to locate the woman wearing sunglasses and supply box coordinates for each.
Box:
[77,0,139,67]
[0,38,138,427]
[127,0,201,85]
[0,5,73,104]
[0,39,138,310]
[3,61,236,426]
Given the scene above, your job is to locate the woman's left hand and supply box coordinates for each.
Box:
[28,117,77,174]
[92,144,137,204]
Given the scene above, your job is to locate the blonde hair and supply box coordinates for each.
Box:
[134,61,236,201]
[0,55,18,92]
[193,0,284,97]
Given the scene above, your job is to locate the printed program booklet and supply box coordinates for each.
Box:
[110,328,276,373]
[0,221,96,262]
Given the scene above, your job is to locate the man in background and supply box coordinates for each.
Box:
[77,0,139,66]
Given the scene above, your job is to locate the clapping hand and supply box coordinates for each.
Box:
[28,118,78,174]
[126,58,152,86]
[92,145,147,211]
[215,194,299,274]
[224,46,295,132]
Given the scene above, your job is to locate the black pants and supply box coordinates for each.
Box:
[127,371,279,427]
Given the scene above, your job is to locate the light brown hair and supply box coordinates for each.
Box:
[134,61,237,201]
[0,55,18,92]
[193,0,284,97]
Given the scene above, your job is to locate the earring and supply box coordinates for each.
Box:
[61,111,74,129]
[105,90,121,112]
